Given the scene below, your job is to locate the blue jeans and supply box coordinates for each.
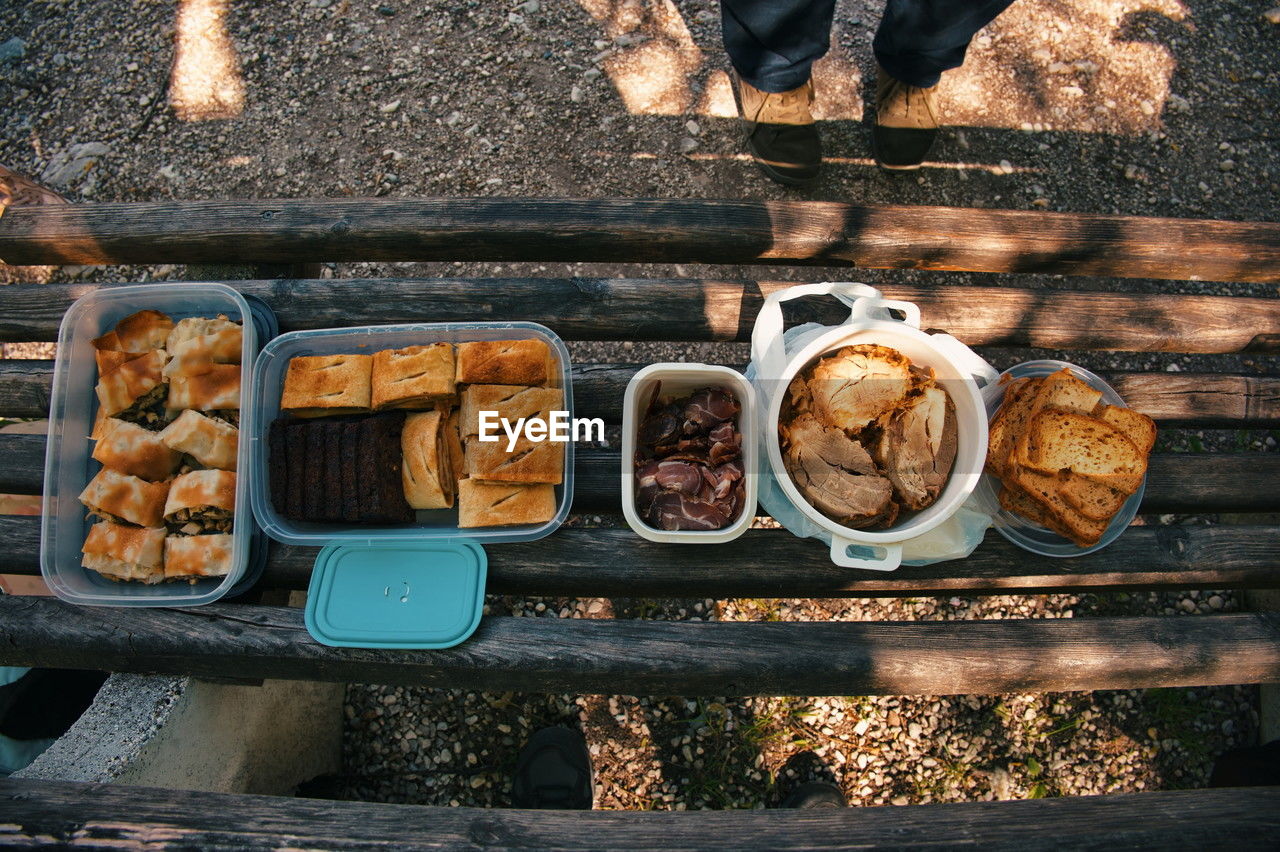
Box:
[722,0,1017,93]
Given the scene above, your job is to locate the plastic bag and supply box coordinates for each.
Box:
[746,284,995,568]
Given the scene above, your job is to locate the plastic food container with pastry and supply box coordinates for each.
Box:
[40,283,273,607]
[246,321,573,546]
[751,282,998,571]
[621,363,758,544]
[974,360,1146,557]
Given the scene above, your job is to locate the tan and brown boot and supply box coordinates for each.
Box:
[873,64,939,171]
[732,72,821,186]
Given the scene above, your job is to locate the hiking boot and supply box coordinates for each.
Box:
[511,726,594,809]
[780,781,847,808]
[873,64,939,171]
[733,73,821,186]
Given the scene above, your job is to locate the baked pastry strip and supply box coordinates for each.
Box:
[78,467,169,528]
[82,521,167,583]
[93,418,183,481]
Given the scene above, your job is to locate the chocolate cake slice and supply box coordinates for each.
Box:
[320,418,346,522]
[268,418,288,517]
[340,419,362,523]
[285,421,308,520]
[303,421,326,521]
[367,411,413,524]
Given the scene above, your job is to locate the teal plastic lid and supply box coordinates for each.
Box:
[304,540,487,649]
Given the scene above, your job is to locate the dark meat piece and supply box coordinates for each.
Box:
[635,462,663,517]
[646,491,731,531]
[682,387,739,432]
[708,431,740,466]
[676,436,709,454]
[638,411,680,447]
[709,421,735,444]
[709,461,743,500]
[873,386,957,511]
[652,459,704,496]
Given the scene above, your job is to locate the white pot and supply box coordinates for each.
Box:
[751,282,998,571]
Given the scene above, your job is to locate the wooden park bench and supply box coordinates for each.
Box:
[0,197,1277,847]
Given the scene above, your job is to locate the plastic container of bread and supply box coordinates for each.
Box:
[246,321,574,545]
[40,283,260,606]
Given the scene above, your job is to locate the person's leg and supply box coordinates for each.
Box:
[721,0,838,186]
[871,0,1017,170]
[873,0,1016,89]
[722,0,837,94]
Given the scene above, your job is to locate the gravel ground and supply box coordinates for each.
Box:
[3,0,1277,811]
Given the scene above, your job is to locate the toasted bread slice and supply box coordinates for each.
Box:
[1034,368,1105,416]
[1096,405,1157,455]
[986,376,1041,479]
[1010,465,1110,547]
[1011,370,1104,468]
[1058,475,1130,521]
[1021,408,1146,492]
[998,481,1067,533]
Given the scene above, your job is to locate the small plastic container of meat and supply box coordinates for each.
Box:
[621,363,757,544]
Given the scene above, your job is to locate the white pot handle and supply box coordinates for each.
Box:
[751,282,881,379]
[927,332,1000,388]
[829,536,903,571]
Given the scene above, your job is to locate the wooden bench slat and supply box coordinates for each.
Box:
[4,359,1277,427]
[3,199,1279,283]
[3,433,1276,514]
[3,515,1278,597]
[2,597,1277,695]
[0,280,1276,354]
[4,778,1279,851]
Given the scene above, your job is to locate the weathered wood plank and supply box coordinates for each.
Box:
[0,361,53,419]
[3,199,1280,283]
[4,516,1279,597]
[2,597,1278,695]
[2,433,1276,514]
[3,779,1279,851]
[0,280,1276,354]
[3,359,1277,427]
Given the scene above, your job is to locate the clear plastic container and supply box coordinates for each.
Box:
[246,321,574,545]
[973,360,1145,557]
[40,283,259,606]
[621,363,757,544]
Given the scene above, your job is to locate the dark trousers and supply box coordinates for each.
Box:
[722,0,1017,92]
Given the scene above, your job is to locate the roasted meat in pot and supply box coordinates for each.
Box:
[781,345,958,530]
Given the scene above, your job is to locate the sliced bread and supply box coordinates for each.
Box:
[987,376,1040,479]
[1010,465,1110,547]
[1058,475,1130,521]
[1020,408,1146,492]
[1011,369,1104,469]
[1096,405,1157,455]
